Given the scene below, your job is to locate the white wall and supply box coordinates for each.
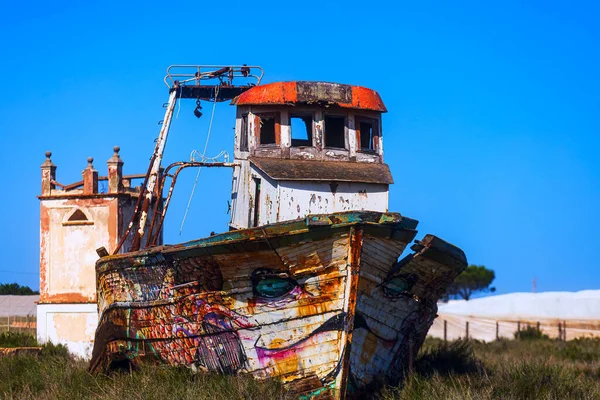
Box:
[230,162,389,228]
[37,303,97,359]
[277,181,389,221]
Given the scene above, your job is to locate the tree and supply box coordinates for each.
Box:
[0,283,39,295]
[446,265,495,300]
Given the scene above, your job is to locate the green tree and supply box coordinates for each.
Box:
[447,265,495,300]
[0,283,39,295]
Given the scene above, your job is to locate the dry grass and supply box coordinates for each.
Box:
[2,333,600,399]
[0,333,290,400]
[378,337,600,400]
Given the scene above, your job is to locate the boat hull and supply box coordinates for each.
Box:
[89,211,466,398]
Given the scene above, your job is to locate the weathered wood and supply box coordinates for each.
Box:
[444,320,448,342]
[496,321,499,340]
[90,211,467,398]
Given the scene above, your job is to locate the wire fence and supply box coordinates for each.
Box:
[0,315,36,336]
[429,314,600,342]
[0,295,38,337]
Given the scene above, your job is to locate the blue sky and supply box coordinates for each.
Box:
[0,1,598,295]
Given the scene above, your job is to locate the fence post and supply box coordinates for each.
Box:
[558,322,562,340]
[517,321,520,333]
[496,321,499,340]
[466,321,469,340]
[443,320,447,343]
[536,321,540,331]
[563,321,567,341]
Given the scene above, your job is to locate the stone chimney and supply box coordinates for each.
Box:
[107,146,124,194]
[41,151,56,196]
[82,157,98,194]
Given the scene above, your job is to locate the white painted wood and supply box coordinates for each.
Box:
[229,104,388,229]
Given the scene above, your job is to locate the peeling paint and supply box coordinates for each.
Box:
[90,211,466,399]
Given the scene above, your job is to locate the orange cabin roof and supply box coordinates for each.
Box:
[231,81,387,112]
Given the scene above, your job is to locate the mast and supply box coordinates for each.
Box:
[130,88,178,251]
[113,65,263,255]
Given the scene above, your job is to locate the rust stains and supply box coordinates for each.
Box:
[39,292,96,304]
[232,82,387,112]
[338,226,363,399]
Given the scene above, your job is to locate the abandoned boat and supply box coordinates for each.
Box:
[89,66,467,399]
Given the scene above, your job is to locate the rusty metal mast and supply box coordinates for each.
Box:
[114,65,264,254]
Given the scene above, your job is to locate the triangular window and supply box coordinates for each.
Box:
[68,209,88,222]
[63,208,94,226]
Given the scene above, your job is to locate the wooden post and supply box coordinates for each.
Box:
[496,321,499,340]
[466,321,469,340]
[563,321,567,341]
[443,320,447,343]
[517,321,521,333]
[536,321,540,331]
[558,322,562,341]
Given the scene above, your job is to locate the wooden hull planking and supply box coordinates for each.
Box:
[89,211,466,398]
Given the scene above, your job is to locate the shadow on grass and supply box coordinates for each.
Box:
[415,339,483,377]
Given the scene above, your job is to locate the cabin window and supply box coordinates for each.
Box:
[290,114,313,147]
[257,113,280,146]
[240,114,249,151]
[356,116,379,152]
[324,115,346,148]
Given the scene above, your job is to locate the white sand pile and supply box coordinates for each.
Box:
[438,290,600,320]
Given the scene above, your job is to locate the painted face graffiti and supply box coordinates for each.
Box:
[97,257,347,384]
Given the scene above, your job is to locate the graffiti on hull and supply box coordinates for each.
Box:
[90,213,467,398]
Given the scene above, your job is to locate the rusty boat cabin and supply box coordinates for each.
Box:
[227,81,393,230]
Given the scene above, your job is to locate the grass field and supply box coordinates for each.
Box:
[1,331,599,399]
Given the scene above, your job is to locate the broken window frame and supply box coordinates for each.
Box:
[239,114,249,152]
[323,114,347,149]
[290,112,314,147]
[255,112,280,147]
[355,116,380,153]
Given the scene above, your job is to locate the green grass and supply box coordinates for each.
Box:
[379,337,600,400]
[0,343,291,400]
[2,334,600,399]
[0,332,38,348]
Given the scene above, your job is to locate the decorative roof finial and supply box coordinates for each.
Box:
[41,151,56,168]
[108,145,124,165]
[87,157,94,169]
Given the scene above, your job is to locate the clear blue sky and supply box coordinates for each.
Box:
[0,1,598,295]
